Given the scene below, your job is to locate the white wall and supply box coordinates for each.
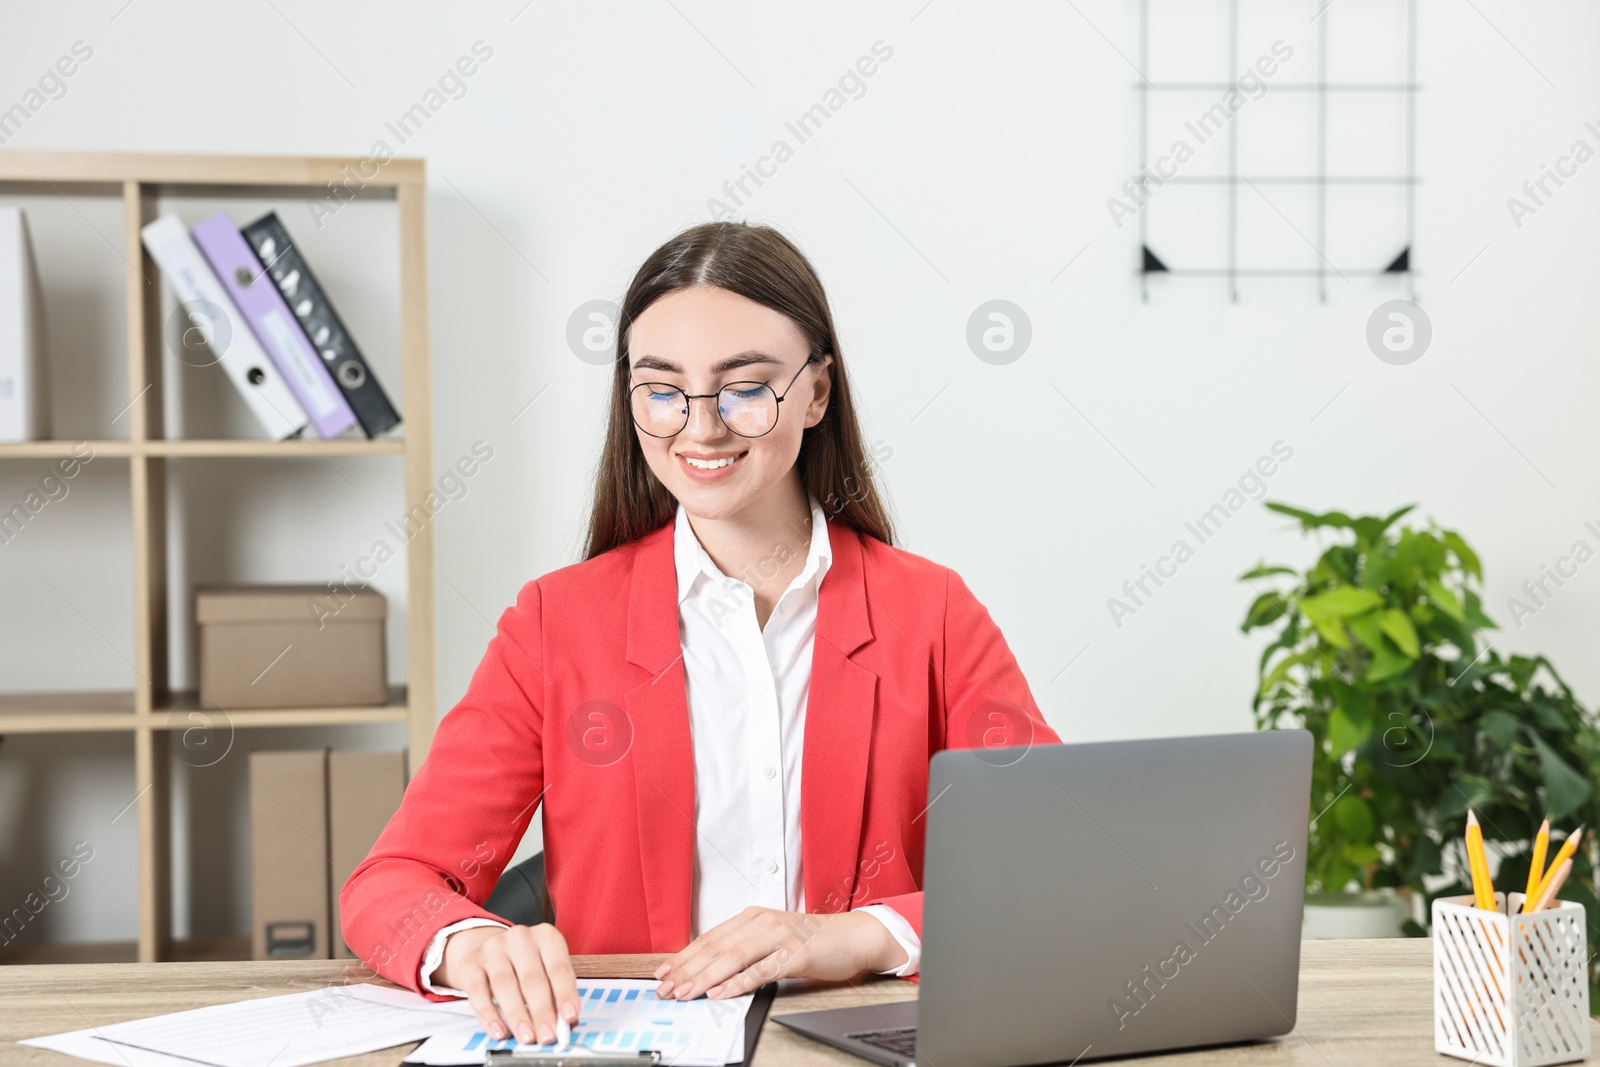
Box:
[2,0,1597,944]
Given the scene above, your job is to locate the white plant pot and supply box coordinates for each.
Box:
[1301,889,1410,939]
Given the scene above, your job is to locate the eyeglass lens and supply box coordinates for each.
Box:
[632,382,777,437]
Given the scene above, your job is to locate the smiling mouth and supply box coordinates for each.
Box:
[682,453,744,470]
[675,447,748,473]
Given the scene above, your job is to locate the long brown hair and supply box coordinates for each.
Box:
[584,221,895,560]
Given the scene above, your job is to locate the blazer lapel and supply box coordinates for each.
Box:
[802,521,878,913]
[623,521,696,951]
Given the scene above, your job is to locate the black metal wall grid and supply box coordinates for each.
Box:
[1135,0,1418,303]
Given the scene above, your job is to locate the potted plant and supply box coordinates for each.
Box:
[1239,503,1600,966]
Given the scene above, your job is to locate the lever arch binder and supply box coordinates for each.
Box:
[140,213,308,440]
[241,211,402,438]
[192,210,357,439]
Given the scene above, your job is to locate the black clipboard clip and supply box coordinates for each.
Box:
[484,1050,660,1067]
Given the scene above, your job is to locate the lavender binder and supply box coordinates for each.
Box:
[192,211,357,439]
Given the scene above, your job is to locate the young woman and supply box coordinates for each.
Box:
[340,221,1058,1047]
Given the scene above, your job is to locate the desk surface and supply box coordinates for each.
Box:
[2,939,1591,1065]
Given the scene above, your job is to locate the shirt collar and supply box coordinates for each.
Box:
[674,492,832,603]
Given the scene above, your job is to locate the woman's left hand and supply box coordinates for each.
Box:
[653,907,907,1000]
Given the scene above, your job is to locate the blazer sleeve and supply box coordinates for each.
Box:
[339,578,548,999]
[859,567,1061,939]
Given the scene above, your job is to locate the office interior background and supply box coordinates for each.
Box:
[1,0,1596,952]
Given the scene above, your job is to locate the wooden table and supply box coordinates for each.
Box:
[1,940,1591,1065]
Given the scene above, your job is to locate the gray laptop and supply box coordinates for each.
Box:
[773,729,1312,1067]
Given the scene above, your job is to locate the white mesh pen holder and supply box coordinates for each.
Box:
[1433,891,1590,1066]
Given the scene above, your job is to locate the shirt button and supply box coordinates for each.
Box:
[763,765,777,780]
[764,859,779,875]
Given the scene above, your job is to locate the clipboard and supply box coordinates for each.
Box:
[451,983,776,1067]
[731,981,777,1067]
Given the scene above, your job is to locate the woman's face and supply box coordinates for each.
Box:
[626,284,832,522]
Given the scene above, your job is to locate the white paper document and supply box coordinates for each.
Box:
[404,980,752,1067]
[21,983,476,1067]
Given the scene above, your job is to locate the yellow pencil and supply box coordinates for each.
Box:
[1529,858,1573,913]
[1466,810,1494,911]
[1528,826,1583,905]
[1521,817,1549,914]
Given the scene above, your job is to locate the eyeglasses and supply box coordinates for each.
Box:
[629,359,815,439]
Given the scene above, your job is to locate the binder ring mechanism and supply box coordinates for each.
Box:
[1433,892,1590,1066]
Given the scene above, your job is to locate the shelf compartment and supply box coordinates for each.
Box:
[0,151,423,190]
[145,439,405,458]
[0,439,404,460]
[154,685,409,728]
[0,441,132,459]
[0,690,137,733]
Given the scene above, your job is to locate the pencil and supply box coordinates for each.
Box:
[1521,817,1550,913]
[1466,811,1494,911]
[1529,857,1573,913]
[1528,826,1583,906]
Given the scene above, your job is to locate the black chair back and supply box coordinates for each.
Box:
[484,851,555,927]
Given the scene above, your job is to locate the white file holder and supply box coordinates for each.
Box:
[1433,891,1590,1066]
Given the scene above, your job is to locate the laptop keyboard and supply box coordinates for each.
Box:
[847,1027,918,1057]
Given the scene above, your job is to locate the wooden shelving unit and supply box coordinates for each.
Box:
[0,150,437,963]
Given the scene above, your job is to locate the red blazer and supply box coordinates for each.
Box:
[341,516,1060,997]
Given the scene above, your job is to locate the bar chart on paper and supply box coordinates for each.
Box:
[403,981,754,1066]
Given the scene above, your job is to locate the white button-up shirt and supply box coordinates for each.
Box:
[418,493,919,994]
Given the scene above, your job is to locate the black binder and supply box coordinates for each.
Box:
[240,211,401,438]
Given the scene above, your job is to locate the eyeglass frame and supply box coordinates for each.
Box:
[628,355,821,439]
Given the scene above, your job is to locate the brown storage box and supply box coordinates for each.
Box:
[328,750,406,959]
[196,584,387,709]
[250,749,330,959]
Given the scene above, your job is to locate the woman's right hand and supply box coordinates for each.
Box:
[437,923,580,1045]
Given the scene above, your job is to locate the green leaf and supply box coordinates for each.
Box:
[1380,503,1418,533]
[1258,648,1314,697]
[1480,709,1521,750]
[1347,611,1386,654]
[1361,553,1394,591]
[1506,654,1539,692]
[1378,608,1420,658]
[1352,505,1415,546]
[1365,644,1412,683]
[1402,833,1443,883]
[1462,591,1498,632]
[1529,733,1592,819]
[1329,702,1372,757]
[1265,502,1355,530]
[1312,614,1351,649]
[1440,775,1495,817]
[1239,563,1297,580]
[1426,577,1465,621]
[1332,794,1377,842]
[1302,586,1385,619]
[1320,859,1358,893]
[1443,530,1482,579]
[1341,842,1381,867]
[1529,699,1570,733]
[1242,591,1289,630]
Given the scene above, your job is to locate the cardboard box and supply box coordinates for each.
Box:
[196,584,387,709]
[328,750,406,959]
[249,749,330,960]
